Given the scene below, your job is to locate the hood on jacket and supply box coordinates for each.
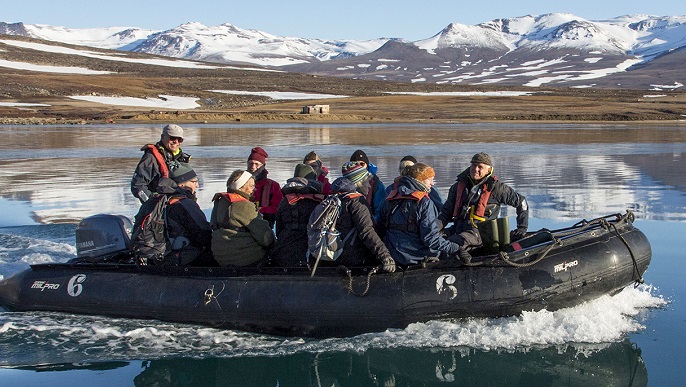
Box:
[331,177,358,194]
[281,177,322,195]
[397,175,429,195]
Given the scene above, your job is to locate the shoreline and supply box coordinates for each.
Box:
[1,115,685,126]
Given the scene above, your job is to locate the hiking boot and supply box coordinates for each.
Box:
[457,248,472,265]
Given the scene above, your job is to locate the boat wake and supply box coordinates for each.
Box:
[0,283,665,366]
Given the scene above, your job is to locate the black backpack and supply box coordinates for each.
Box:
[131,195,171,264]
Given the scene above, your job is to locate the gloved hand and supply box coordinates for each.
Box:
[510,227,527,241]
[368,163,378,175]
[382,256,396,273]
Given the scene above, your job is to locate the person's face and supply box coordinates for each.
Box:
[421,176,435,189]
[179,177,199,194]
[161,134,183,152]
[470,162,492,181]
[239,177,256,195]
[358,177,371,196]
[247,160,263,173]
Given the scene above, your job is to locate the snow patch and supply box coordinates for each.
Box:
[209,90,348,100]
[0,59,112,74]
[69,95,200,109]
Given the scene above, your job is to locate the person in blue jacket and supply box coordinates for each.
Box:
[385,155,443,210]
[378,163,461,265]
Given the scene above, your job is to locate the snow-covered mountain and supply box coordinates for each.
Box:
[2,13,685,88]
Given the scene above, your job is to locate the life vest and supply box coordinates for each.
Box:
[213,192,250,204]
[385,189,429,233]
[211,192,250,232]
[285,193,326,204]
[142,144,170,178]
[451,176,497,223]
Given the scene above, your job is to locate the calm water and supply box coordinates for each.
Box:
[0,123,684,386]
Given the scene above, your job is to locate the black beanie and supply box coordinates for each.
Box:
[400,155,417,164]
[350,149,370,165]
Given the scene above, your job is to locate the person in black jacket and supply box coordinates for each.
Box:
[131,124,191,204]
[132,164,213,266]
[271,164,325,267]
[438,153,528,260]
[323,162,395,272]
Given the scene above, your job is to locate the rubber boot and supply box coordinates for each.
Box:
[457,248,472,265]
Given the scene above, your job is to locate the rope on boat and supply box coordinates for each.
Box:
[609,211,645,287]
[498,211,639,270]
[498,233,563,268]
[344,266,379,297]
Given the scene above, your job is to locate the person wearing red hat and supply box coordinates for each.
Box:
[246,146,283,228]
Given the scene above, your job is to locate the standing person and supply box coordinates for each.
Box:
[131,164,213,266]
[211,170,275,267]
[271,164,325,267]
[385,155,443,210]
[349,149,385,223]
[438,152,529,260]
[303,151,332,195]
[131,124,191,204]
[246,147,283,228]
[320,162,395,272]
[379,163,460,265]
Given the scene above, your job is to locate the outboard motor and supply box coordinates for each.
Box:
[74,214,133,262]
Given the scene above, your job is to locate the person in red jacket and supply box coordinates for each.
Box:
[246,146,283,228]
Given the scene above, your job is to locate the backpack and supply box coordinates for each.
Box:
[307,193,357,266]
[130,195,172,264]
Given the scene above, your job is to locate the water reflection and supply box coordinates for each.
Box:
[1,123,685,225]
[4,340,646,387]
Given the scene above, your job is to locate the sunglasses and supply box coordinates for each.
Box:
[168,136,184,143]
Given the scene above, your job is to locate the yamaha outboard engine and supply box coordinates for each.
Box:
[74,214,133,262]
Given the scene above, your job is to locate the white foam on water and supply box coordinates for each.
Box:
[0,284,665,363]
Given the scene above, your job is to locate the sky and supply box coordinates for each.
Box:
[3,0,686,41]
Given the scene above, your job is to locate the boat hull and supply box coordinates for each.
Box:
[0,215,652,337]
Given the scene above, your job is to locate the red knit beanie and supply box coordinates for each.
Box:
[248,147,268,164]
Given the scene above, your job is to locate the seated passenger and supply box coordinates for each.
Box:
[321,162,395,272]
[210,170,275,267]
[271,164,325,267]
[246,147,283,229]
[385,155,443,210]
[378,163,461,265]
[438,153,528,261]
[303,151,332,195]
[349,150,386,224]
[132,164,213,266]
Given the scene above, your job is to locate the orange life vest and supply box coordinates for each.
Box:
[142,144,170,178]
[451,176,497,220]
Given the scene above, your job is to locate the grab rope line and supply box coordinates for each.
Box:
[499,211,637,269]
[609,212,645,287]
[343,266,379,297]
[498,233,562,267]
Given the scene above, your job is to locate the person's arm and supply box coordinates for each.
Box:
[349,199,392,261]
[238,202,276,247]
[437,184,457,229]
[418,199,460,255]
[131,153,158,203]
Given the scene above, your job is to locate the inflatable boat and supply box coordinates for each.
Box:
[0,211,651,337]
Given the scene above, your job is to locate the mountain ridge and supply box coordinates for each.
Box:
[1,13,686,89]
